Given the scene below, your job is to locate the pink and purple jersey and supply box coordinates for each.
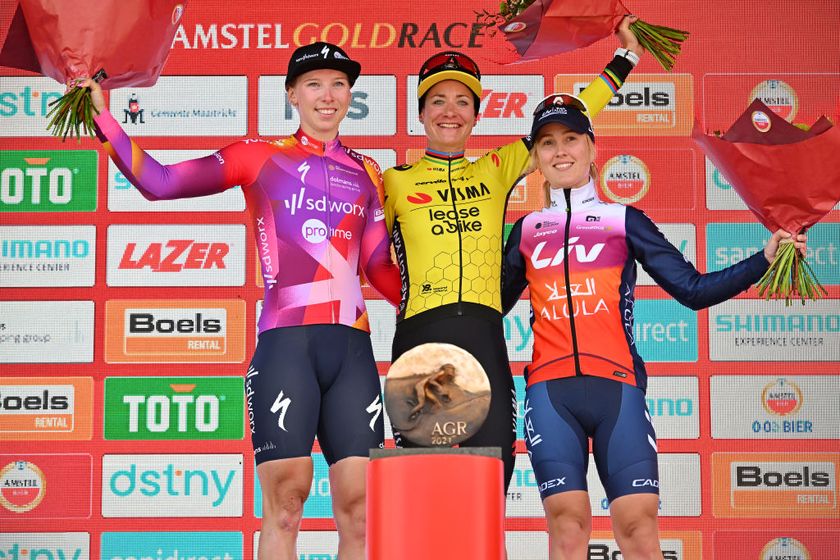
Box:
[94,111,400,334]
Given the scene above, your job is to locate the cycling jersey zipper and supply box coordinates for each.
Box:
[323,150,335,323]
[563,188,582,375]
[446,157,464,315]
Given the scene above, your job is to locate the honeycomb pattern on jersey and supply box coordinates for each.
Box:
[406,233,502,314]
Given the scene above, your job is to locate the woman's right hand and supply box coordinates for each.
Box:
[74,78,106,115]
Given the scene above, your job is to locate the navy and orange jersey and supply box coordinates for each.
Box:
[502,181,769,392]
[94,110,400,334]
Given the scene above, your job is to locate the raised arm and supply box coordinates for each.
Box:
[577,15,643,118]
[84,79,262,200]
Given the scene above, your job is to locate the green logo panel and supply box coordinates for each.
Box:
[104,376,244,440]
[0,150,98,212]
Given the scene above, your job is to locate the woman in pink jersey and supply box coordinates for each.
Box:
[84,43,399,560]
[502,94,806,560]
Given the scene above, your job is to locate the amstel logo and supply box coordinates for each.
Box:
[762,378,803,416]
[750,79,798,122]
[760,537,810,560]
[0,461,45,513]
[600,155,651,204]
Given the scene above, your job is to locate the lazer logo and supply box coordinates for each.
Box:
[436,183,490,202]
[128,312,222,334]
[284,187,365,217]
[271,390,292,432]
[118,240,229,271]
[479,90,527,118]
[530,237,606,269]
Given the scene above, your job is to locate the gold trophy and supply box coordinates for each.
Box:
[384,342,491,446]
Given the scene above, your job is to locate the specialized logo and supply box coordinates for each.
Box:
[104,299,246,363]
[104,377,244,440]
[712,453,838,518]
[366,394,383,432]
[102,454,243,517]
[0,378,93,440]
[0,461,45,513]
[762,378,803,416]
[750,79,798,121]
[270,390,292,432]
[600,154,651,204]
[0,150,97,212]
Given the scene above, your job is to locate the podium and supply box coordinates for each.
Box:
[366,447,505,560]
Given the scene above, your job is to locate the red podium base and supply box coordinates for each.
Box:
[366,447,505,560]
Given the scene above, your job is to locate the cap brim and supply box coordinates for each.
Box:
[286,59,361,87]
[531,111,594,141]
[417,70,482,99]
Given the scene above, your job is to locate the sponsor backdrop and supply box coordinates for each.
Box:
[1,1,837,558]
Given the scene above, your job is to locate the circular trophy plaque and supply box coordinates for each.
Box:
[384,342,491,447]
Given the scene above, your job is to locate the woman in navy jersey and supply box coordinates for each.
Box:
[502,94,806,560]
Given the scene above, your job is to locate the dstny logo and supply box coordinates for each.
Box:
[104,377,244,440]
[103,454,243,517]
[0,532,89,560]
[0,151,97,212]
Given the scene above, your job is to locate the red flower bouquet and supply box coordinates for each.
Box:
[694,99,840,304]
[476,0,688,69]
[0,0,187,140]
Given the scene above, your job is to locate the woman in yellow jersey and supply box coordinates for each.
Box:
[382,17,644,492]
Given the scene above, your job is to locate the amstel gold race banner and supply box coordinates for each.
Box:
[0,0,837,558]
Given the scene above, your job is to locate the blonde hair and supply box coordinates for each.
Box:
[528,135,598,208]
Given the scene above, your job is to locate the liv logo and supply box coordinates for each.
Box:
[0,533,89,560]
[102,454,243,517]
[104,377,244,440]
[101,531,242,560]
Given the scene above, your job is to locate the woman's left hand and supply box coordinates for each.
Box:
[764,229,808,262]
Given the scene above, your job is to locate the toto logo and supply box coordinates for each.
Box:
[0,461,46,513]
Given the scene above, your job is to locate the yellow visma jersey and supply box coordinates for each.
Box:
[383,74,619,321]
